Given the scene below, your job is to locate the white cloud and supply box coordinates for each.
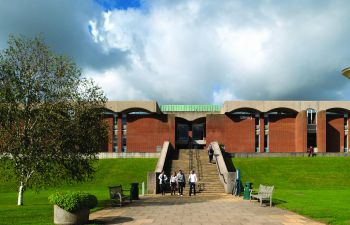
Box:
[84,0,350,104]
[2,0,350,104]
[213,89,236,105]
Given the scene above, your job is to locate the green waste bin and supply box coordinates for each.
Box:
[243,182,252,200]
[130,183,139,200]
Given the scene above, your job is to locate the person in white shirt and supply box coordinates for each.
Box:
[188,170,197,196]
[170,172,177,195]
[158,171,168,195]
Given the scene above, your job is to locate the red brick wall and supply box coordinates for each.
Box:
[206,114,226,147]
[295,111,307,152]
[317,111,326,152]
[268,114,296,152]
[326,115,344,152]
[126,114,175,152]
[103,116,114,152]
[206,114,255,152]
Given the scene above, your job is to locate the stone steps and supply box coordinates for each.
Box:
[169,149,225,194]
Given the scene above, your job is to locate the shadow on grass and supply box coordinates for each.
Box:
[224,154,236,172]
[273,198,287,206]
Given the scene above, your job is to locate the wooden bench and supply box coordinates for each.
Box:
[108,185,131,207]
[250,184,274,207]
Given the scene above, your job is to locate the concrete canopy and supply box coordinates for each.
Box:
[223,101,350,113]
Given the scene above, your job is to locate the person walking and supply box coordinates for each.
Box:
[208,145,214,163]
[170,172,177,196]
[309,145,314,157]
[188,170,197,196]
[176,169,185,196]
[158,171,168,195]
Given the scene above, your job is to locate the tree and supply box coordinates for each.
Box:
[0,35,108,205]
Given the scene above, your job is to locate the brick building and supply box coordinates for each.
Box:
[102,101,350,153]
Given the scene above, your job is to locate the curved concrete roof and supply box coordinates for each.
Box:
[105,101,350,114]
[223,101,350,113]
[105,101,161,113]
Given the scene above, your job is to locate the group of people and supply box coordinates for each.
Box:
[158,170,198,196]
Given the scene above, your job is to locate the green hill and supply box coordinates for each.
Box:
[233,157,350,225]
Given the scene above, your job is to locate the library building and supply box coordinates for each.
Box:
[102,101,350,153]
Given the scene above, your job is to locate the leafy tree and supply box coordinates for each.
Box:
[0,35,108,205]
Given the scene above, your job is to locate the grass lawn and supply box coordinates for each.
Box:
[232,157,350,225]
[0,158,157,225]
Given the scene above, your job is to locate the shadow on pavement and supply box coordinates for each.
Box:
[90,216,134,224]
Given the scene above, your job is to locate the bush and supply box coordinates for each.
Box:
[48,192,97,212]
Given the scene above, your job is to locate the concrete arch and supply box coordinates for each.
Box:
[172,112,208,121]
[105,101,161,113]
[121,107,152,114]
[319,102,350,112]
[223,101,263,113]
[266,107,298,114]
[228,107,261,114]
[326,107,350,114]
[263,102,300,113]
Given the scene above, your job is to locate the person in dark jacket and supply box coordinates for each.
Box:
[158,171,168,195]
[208,145,214,163]
[176,169,185,196]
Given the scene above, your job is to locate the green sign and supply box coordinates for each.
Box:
[160,105,221,112]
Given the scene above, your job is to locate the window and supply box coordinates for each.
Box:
[255,134,259,152]
[122,114,127,152]
[307,109,317,125]
[344,135,348,152]
[264,134,268,152]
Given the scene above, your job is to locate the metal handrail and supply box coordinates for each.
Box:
[189,149,193,171]
[195,149,203,181]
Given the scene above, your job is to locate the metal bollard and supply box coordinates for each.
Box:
[142,182,145,196]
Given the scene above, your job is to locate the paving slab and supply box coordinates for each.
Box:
[90,194,324,225]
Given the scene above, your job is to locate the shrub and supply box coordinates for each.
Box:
[48,192,97,212]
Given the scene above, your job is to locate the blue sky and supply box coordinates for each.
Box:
[94,0,141,11]
[0,0,350,104]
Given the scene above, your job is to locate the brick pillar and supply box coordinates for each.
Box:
[259,113,265,153]
[295,110,307,152]
[117,113,123,152]
[105,116,114,153]
[317,111,326,152]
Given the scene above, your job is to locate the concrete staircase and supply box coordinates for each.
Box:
[170,149,224,194]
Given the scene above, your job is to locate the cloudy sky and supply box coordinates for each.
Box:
[1,0,350,104]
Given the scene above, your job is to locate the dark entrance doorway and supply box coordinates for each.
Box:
[175,117,206,149]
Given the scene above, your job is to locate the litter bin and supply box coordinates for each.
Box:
[130,183,139,200]
[243,182,252,200]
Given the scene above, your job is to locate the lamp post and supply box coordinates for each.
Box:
[342,67,350,79]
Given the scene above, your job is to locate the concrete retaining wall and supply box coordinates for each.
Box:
[211,142,235,194]
[98,152,160,158]
[147,141,171,194]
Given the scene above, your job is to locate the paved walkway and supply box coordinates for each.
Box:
[90,194,323,225]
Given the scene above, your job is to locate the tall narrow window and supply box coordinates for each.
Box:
[264,134,268,152]
[122,114,127,152]
[345,114,348,152]
[113,114,118,152]
[255,113,260,152]
[255,134,259,152]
